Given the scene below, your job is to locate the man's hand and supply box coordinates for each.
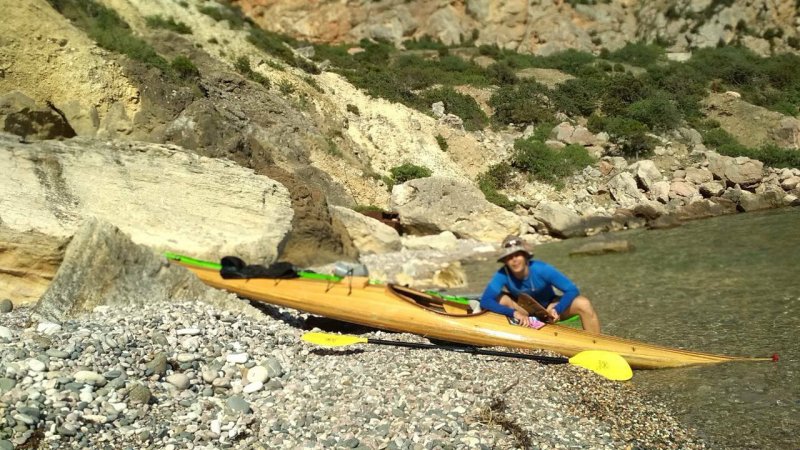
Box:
[546,303,560,322]
[513,310,531,327]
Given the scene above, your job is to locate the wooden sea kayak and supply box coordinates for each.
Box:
[170,257,771,370]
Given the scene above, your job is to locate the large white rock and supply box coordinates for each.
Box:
[328,206,401,255]
[0,134,293,263]
[390,176,522,243]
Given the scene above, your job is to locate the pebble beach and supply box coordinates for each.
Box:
[1,300,706,449]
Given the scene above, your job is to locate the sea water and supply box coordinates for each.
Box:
[458,207,800,449]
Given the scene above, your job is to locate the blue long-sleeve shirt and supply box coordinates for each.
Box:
[480,260,580,318]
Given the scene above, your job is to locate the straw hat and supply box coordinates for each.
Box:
[496,235,532,262]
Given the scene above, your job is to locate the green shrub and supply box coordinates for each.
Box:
[478,44,502,58]
[171,56,200,79]
[487,62,518,85]
[624,93,682,132]
[606,42,665,68]
[418,87,488,131]
[743,144,800,169]
[46,0,169,73]
[145,15,192,34]
[477,163,516,210]
[528,49,597,75]
[586,112,606,133]
[490,81,555,127]
[435,134,448,151]
[532,122,556,142]
[552,78,603,117]
[390,164,432,184]
[234,56,270,88]
[353,205,385,213]
[701,127,739,148]
[278,80,295,95]
[478,162,514,190]
[247,28,297,67]
[346,104,360,115]
[600,73,650,117]
[511,139,595,185]
[603,117,655,157]
[402,35,448,51]
[198,5,246,29]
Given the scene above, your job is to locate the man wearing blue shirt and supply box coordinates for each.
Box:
[480,235,601,333]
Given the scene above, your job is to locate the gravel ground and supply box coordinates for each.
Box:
[0,300,706,449]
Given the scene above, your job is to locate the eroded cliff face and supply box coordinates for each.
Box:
[2,0,799,277]
[232,0,800,56]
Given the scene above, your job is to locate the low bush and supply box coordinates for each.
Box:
[47,0,169,73]
[490,81,555,127]
[477,163,516,210]
[198,4,247,29]
[624,93,682,132]
[552,78,603,117]
[145,15,192,34]
[435,134,448,151]
[418,87,488,131]
[171,56,200,79]
[606,42,665,68]
[602,117,655,158]
[234,56,270,88]
[390,163,432,184]
[511,139,595,185]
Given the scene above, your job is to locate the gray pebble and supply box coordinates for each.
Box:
[0,299,13,313]
[225,395,251,414]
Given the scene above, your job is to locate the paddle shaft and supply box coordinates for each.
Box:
[367,338,568,365]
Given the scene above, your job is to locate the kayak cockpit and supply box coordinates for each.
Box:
[388,284,484,316]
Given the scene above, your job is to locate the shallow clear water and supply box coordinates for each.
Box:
[458,207,800,449]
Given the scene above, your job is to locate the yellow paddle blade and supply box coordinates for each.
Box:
[569,350,633,381]
[302,332,368,347]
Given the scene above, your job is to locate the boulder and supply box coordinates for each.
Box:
[569,240,634,256]
[0,134,293,264]
[552,122,596,146]
[0,91,76,141]
[0,226,65,306]
[401,231,459,251]
[676,198,737,221]
[684,167,714,184]
[707,152,764,187]
[739,190,784,212]
[34,218,261,322]
[533,202,582,238]
[607,172,647,207]
[390,177,522,242]
[328,206,401,256]
[628,160,663,191]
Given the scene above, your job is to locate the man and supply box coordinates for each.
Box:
[480,235,601,333]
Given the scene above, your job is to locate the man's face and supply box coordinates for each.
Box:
[504,251,527,272]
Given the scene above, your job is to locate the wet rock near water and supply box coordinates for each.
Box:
[0,301,706,449]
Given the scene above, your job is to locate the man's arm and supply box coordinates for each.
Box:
[541,263,579,316]
[479,275,516,317]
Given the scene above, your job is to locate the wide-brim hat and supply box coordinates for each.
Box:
[497,235,532,262]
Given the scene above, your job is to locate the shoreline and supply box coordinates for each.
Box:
[1,301,706,449]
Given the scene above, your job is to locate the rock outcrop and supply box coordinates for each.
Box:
[0,133,293,264]
[34,218,261,322]
[0,226,65,306]
[234,0,800,56]
[391,177,523,242]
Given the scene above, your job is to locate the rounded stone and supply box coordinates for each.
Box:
[166,373,190,390]
[246,366,269,384]
[0,299,12,313]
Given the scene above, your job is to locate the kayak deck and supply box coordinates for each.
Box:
[172,259,771,370]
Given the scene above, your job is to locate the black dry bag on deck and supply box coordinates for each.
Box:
[220,256,298,279]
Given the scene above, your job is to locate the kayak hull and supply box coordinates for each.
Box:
[174,260,769,370]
